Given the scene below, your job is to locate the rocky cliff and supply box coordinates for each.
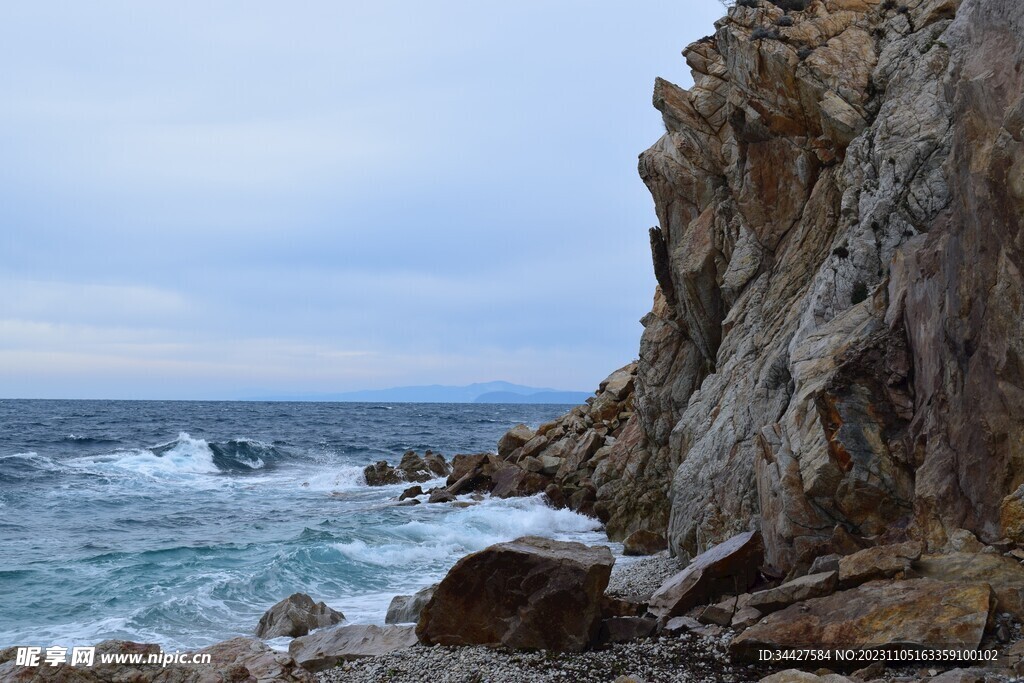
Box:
[507,0,1024,574]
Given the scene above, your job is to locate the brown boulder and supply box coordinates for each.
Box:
[423,451,450,477]
[914,552,1024,620]
[255,593,344,639]
[498,424,535,459]
[837,540,922,587]
[416,536,614,651]
[288,624,417,672]
[363,460,403,486]
[648,530,763,618]
[731,579,994,659]
[746,571,838,614]
[490,467,547,498]
[622,529,668,556]
[398,485,423,501]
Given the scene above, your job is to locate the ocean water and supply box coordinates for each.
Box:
[0,400,614,650]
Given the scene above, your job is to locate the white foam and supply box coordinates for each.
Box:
[332,494,605,571]
[67,433,218,477]
[299,465,367,491]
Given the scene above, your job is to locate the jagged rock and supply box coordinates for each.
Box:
[446,453,511,494]
[519,435,550,461]
[423,451,450,477]
[622,529,668,556]
[398,485,423,501]
[914,552,1024,619]
[1001,485,1024,545]
[600,364,637,401]
[363,460,404,486]
[385,584,436,624]
[837,540,922,587]
[0,638,313,682]
[732,579,994,659]
[255,593,344,639]
[498,424,535,459]
[397,450,434,483]
[538,455,563,476]
[616,0,1024,573]
[746,571,838,614]
[416,536,614,651]
[648,530,763,618]
[596,616,657,645]
[288,624,417,672]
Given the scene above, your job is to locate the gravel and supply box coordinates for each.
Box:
[605,553,683,600]
[315,632,766,683]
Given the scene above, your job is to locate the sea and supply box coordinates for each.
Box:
[0,400,616,651]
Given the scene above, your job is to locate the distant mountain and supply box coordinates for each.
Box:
[250,381,589,404]
[473,390,590,404]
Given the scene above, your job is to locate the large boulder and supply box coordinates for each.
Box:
[498,424,535,459]
[288,624,418,672]
[914,552,1024,620]
[731,579,994,659]
[622,529,668,556]
[385,584,436,624]
[648,531,763,618]
[256,593,344,639]
[416,536,614,651]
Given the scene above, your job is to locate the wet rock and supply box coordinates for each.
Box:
[255,593,344,639]
[289,624,417,672]
[416,536,614,651]
[423,451,450,477]
[622,529,668,556]
[427,489,455,504]
[732,579,994,659]
[837,541,922,587]
[385,584,436,624]
[489,467,547,499]
[648,530,763,618]
[363,460,403,486]
[398,485,423,501]
[397,450,434,483]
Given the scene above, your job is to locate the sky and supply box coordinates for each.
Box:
[0,1,723,400]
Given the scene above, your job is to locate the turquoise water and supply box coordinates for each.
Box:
[0,400,611,650]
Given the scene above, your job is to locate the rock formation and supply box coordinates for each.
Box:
[499,0,1024,577]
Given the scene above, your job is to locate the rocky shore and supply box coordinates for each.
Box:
[5,0,1023,680]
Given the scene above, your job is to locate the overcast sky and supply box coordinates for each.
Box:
[0,1,722,400]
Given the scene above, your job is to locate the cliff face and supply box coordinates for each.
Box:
[613,0,1024,571]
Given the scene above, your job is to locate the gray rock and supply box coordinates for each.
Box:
[289,624,417,672]
[385,584,436,624]
[255,593,344,639]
